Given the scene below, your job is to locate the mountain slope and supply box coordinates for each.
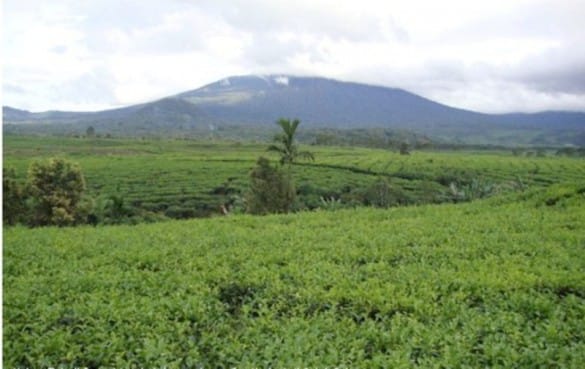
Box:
[3,106,32,121]
[4,74,585,145]
[178,75,494,128]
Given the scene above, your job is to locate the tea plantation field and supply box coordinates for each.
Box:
[4,183,585,368]
[4,136,585,219]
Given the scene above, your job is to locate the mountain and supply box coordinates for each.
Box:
[177,75,493,128]
[2,98,218,137]
[3,106,32,121]
[4,75,585,145]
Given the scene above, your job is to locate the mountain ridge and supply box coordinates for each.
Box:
[4,74,585,145]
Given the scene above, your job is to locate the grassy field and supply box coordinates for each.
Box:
[3,135,585,367]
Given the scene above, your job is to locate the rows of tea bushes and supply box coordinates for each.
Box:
[4,184,585,367]
[312,148,585,186]
[4,136,584,222]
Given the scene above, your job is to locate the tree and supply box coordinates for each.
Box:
[27,158,87,226]
[268,118,314,165]
[86,126,96,138]
[364,177,410,208]
[399,142,410,155]
[511,148,523,156]
[246,157,296,214]
[3,168,27,225]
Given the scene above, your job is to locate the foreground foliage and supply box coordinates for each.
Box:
[4,184,585,368]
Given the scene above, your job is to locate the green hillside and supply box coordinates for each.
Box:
[4,185,585,367]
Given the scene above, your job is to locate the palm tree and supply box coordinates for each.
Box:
[267,118,315,165]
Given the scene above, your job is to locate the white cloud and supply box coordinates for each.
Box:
[422,81,585,114]
[273,76,289,85]
[2,0,585,113]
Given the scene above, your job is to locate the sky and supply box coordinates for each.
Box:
[3,0,585,113]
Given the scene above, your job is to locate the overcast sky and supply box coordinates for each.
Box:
[3,0,585,113]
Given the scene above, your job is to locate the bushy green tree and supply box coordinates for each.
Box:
[3,168,27,225]
[246,157,296,214]
[27,158,87,226]
[364,177,411,208]
[399,142,410,155]
[268,118,314,165]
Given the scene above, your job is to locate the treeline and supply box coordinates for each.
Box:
[553,147,585,157]
[6,125,585,155]
[297,127,431,152]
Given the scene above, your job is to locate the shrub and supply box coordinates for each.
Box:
[319,196,344,211]
[246,157,296,215]
[89,194,136,224]
[165,205,196,219]
[26,158,87,226]
[449,178,498,202]
[3,168,27,225]
[363,177,411,208]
